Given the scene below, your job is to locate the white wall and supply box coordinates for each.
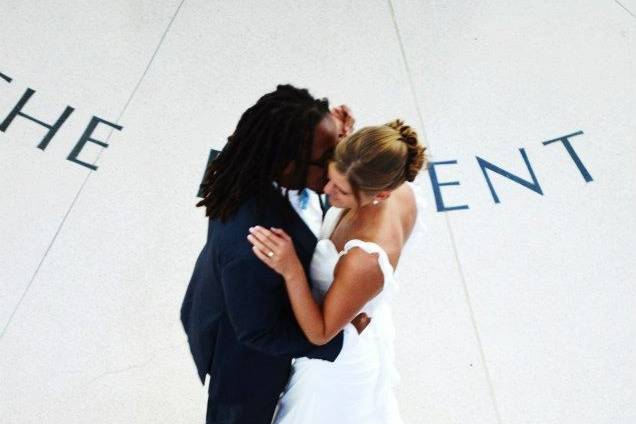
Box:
[1,1,634,423]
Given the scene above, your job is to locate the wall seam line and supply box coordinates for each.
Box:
[386,1,504,422]
[0,0,188,340]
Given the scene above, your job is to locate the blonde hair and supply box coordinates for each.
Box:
[333,119,427,203]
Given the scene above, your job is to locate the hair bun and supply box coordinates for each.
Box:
[385,119,427,182]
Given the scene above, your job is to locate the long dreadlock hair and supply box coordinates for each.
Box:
[196,84,330,222]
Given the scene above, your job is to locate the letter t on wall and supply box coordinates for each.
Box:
[542,131,593,182]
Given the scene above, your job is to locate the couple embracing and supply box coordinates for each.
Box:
[181,84,427,424]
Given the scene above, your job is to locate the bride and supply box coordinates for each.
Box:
[247,119,427,424]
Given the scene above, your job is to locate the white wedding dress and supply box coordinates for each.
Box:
[272,182,425,424]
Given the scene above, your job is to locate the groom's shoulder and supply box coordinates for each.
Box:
[209,195,257,236]
[213,191,273,228]
[208,191,283,252]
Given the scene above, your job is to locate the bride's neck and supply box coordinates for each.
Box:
[347,199,386,224]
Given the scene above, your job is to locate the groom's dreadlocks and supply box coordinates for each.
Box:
[196,84,330,221]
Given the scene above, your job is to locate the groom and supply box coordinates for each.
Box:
[180,84,365,424]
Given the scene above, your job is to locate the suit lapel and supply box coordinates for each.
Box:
[286,206,318,261]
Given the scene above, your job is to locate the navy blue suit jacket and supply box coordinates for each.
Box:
[180,183,343,404]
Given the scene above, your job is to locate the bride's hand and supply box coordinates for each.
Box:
[330,104,355,139]
[248,226,303,278]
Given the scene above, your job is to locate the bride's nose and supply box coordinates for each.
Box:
[323,179,334,195]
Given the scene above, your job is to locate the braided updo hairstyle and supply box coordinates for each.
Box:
[332,119,427,203]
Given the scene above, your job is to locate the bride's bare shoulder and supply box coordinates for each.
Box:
[395,183,417,232]
[396,183,417,211]
[333,246,386,295]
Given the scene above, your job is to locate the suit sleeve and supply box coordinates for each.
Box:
[221,253,344,361]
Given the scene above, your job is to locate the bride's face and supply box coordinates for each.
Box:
[323,162,352,208]
[324,162,373,209]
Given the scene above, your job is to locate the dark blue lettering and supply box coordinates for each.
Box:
[67,116,123,171]
[476,148,543,204]
[542,131,592,182]
[427,160,469,212]
[0,88,75,150]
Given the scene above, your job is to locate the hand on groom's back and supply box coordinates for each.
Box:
[351,312,371,334]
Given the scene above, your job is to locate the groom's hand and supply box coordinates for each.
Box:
[351,312,371,334]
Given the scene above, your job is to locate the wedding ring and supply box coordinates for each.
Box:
[267,251,274,258]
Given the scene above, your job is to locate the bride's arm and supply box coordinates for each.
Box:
[248,226,383,345]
